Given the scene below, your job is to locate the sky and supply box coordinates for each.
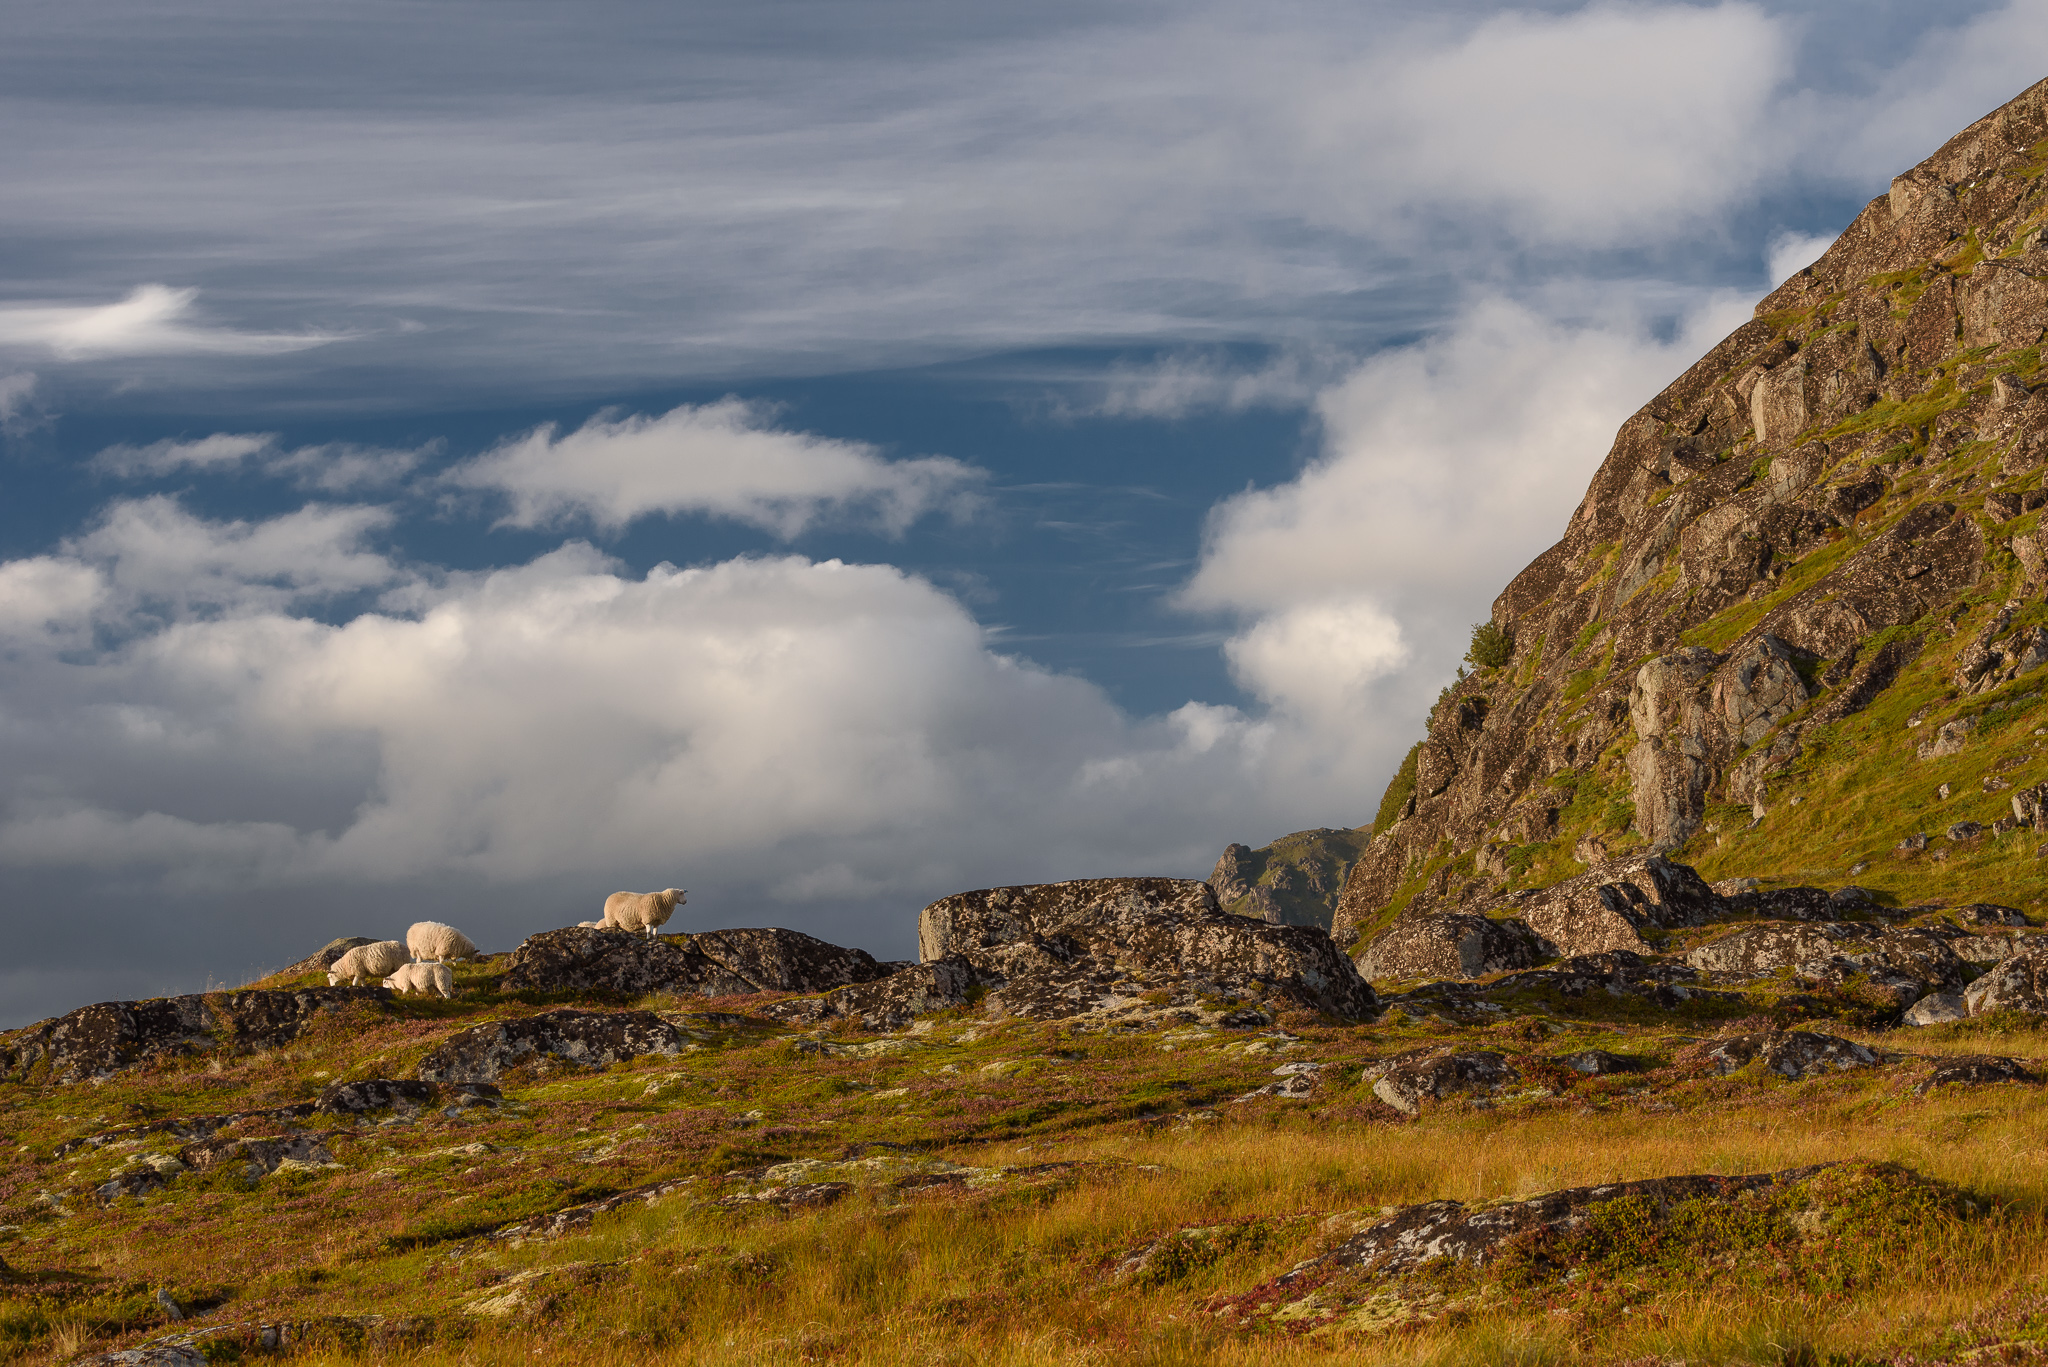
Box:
[1,0,2043,1026]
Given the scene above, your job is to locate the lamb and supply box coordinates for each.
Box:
[406,920,478,963]
[327,940,408,986]
[600,888,686,937]
[383,962,456,998]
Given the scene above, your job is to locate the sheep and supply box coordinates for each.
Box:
[600,888,686,937]
[327,940,408,986]
[406,920,478,963]
[383,962,456,998]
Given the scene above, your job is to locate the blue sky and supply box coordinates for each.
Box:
[0,0,2040,1025]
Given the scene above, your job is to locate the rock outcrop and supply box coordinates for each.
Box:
[1686,923,1967,1007]
[413,1010,693,1082]
[499,926,888,998]
[1332,79,2048,936]
[1357,913,1537,982]
[1964,946,2048,1016]
[917,878,1377,1020]
[757,961,980,1031]
[1700,1031,1885,1079]
[1370,1050,1518,1115]
[0,988,391,1084]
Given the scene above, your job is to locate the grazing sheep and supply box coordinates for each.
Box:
[383,962,456,998]
[406,920,478,963]
[601,888,686,937]
[328,940,408,986]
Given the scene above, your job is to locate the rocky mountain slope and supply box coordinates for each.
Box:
[1335,75,2048,952]
[1208,828,1370,928]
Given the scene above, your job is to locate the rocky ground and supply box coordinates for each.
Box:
[7,867,2048,1365]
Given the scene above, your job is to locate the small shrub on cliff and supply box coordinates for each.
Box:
[1466,621,1513,670]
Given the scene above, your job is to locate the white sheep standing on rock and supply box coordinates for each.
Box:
[601,888,686,937]
[383,962,456,998]
[406,920,478,963]
[328,940,409,986]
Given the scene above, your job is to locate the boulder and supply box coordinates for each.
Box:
[1956,903,2030,927]
[1508,856,1720,946]
[414,1010,692,1082]
[1714,634,1813,748]
[315,1079,502,1115]
[498,925,887,997]
[1556,1049,1637,1075]
[1903,992,1968,1026]
[178,1132,340,1179]
[1914,1055,2037,1094]
[71,1348,209,1367]
[1685,922,1965,1006]
[1357,913,1537,982]
[1702,1031,1882,1078]
[756,961,979,1032]
[1963,947,2048,1016]
[1717,885,1837,920]
[916,878,1376,1021]
[1371,1051,1518,1115]
[0,988,390,1084]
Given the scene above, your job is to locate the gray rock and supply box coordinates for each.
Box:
[1509,854,1720,939]
[315,1079,502,1115]
[1715,633,1813,748]
[499,925,888,997]
[1918,717,1975,759]
[1948,821,1986,841]
[1357,913,1537,982]
[1703,1031,1882,1078]
[178,1132,339,1179]
[71,1349,209,1367]
[414,1010,692,1082]
[756,960,980,1032]
[1372,1051,1518,1115]
[1903,992,1968,1025]
[1556,1049,1636,1075]
[1956,902,2030,927]
[1964,947,2048,1016]
[1685,922,1965,1006]
[1299,1167,1838,1279]
[0,988,390,1084]
[1914,1055,2037,1094]
[1897,833,1930,852]
[1717,885,1837,920]
[916,878,1376,1021]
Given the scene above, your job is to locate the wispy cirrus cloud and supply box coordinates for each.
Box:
[0,285,347,360]
[95,430,432,492]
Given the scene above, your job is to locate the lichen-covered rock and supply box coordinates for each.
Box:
[499,925,886,997]
[178,1132,341,1179]
[1685,922,1965,1006]
[1903,992,1968,1026]
[1956,902,2030,927]
[1702,1031,1882,1078]
[1963,946,2048,1016]
[917,878,1376,1021]
[1914,1055,2037,1094]
[756,960,979,1031]
[0,988,391,1084]
[1556,1049,1637,1076]
[1371,1051,1518,1115]
[314,1079,502,1115]
[414,1010,692,1082]
[1357,913,1537,982]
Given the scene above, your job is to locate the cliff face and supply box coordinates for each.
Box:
[1334,77,2048,949]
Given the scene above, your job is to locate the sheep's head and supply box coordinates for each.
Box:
[662,888,687,907]
[325,972,341,986]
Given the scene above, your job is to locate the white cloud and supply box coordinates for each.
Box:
[68,496,403,615]
[96,431,429,492]
[0,285,345,360]
[1766,231,1835,287]
[0,556,106,639]
[0,371,37,430]
[1286,3,1792,244]
[1184,290,1753,725]
[1088,349,1340,420]
[450,399,983,536]
[0,537,1363,919]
